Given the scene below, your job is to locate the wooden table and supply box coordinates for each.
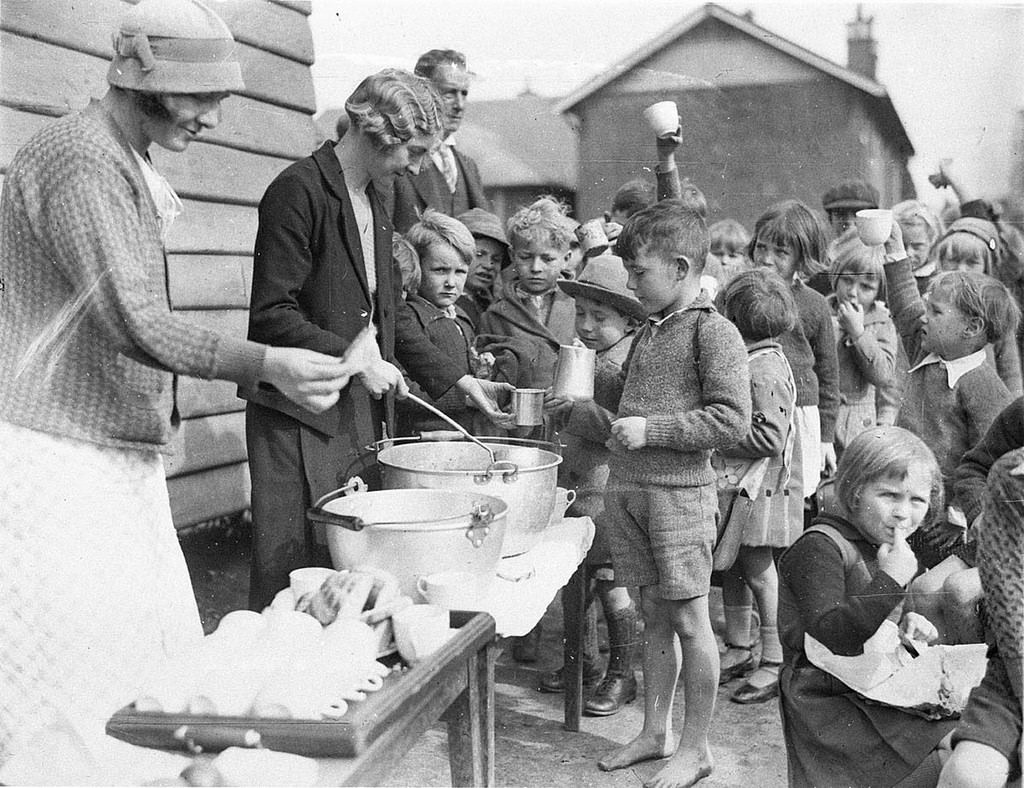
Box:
[316,610,496,787]
[105,612,497,787]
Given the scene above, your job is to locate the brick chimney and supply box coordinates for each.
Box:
[846,4,877,80]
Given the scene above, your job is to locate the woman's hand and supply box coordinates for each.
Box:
[457,376,515,429]
[261,347,354,414]
[359,358,409,400]
[877,529,918,587]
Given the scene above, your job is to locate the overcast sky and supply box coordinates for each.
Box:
[308,1,1024,207]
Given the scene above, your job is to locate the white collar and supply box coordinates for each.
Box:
[907,348,987,389]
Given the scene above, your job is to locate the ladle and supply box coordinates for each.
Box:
[404,392,499,466]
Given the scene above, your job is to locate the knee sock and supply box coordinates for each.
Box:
[604,603,639,677]
[760,622,783,665]
[725,604,754,648]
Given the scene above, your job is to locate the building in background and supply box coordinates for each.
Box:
[1,0,322,530]
[555,2,915,228]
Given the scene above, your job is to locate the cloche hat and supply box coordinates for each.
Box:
[558,254,645,320]
[107,0,245,94]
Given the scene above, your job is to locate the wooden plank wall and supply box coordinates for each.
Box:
[0,0,319,528]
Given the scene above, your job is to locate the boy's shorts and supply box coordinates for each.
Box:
[603,477,717,599]
[952,652,1022,773]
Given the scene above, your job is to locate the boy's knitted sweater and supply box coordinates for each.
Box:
[778,280,840,442]
[595,292,750,487]
[0,102,265,450]
[885,257,1012,501]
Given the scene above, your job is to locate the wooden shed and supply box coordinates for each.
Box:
[555,3,916,229]
[1,0,320,529]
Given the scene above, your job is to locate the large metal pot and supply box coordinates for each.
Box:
[307,487,508,599]
[375,438,561,557]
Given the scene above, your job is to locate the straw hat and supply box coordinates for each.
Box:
[558,254,645,320]
[107,0,245,94]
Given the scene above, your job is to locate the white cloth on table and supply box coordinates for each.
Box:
[0,421,203,766]
[481,516,594,637]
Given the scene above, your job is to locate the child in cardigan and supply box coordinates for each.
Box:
[537,254,646,716]
[778,426,957,788]
[394,210,478,436]
[749,200,840,532]
[595,200,751,786]
[882,221,1017,570]
[939,447,1024,788]
[826,236,898,457]
[713,269,797,706]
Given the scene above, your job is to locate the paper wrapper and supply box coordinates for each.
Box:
[805,633,988,719]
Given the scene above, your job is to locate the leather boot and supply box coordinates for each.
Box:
[538,662,604,693]
[584,673,638,716]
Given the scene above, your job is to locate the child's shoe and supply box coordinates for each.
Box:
[731,661,781,704]
[719,643,757,683]
[583,672,638,716]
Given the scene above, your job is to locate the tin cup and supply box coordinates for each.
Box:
[552,344,595,402]
[575,219,609,258]
[511,388,545,426]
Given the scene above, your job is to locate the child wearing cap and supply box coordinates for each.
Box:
[821,178,879,240]
[457,208,509,328]
[538,254,645,716]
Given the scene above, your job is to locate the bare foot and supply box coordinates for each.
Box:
[643,746,713,788]
[598,732,675,772]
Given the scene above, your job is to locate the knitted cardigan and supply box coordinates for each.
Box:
[595,292,751,487]
[0,102,265,450]
[884,257,1012,501]
[777,280,840,442]
[827,296,897,405]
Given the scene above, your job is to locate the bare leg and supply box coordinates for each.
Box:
[598,586,678,771]
[644,594,717,788]
[736,546,781,690]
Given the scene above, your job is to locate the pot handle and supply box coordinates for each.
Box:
[466,502,496,548]
[307,477,368,532]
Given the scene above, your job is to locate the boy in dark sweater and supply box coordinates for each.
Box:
[595,200,751,787]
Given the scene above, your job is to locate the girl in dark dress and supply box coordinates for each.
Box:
[778,427,958,787]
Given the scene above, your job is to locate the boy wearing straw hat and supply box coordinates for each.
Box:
[538,255,646,716]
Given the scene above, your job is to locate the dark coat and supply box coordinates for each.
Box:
[241,141,464,437]
[385,148,489,233]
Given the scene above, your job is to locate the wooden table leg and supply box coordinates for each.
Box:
[562,559,587,731]
[443,639,495,786]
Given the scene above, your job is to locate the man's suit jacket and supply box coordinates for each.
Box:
[387,147,490,232]
[241,141,464,441]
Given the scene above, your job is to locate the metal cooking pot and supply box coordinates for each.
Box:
[307,486,508,599]
[374,437,561,557]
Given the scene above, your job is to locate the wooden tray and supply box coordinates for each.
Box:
[106,611,495,758]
